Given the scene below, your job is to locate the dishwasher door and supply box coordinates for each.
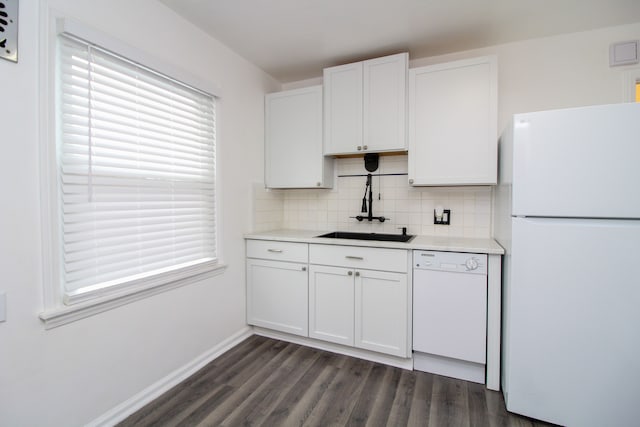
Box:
[413,250,487,382]
[413,268,487,363]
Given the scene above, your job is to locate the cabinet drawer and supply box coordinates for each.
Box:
[309,244,408,273]
[246,240,308,263]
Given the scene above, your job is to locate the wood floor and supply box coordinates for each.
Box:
[119,335,553,427]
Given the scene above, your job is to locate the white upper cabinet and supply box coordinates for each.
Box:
[363,54,408,153]
[408,56,498,186]
[323,62,364,155]
[265,85,333,188]
[324,53,408,155]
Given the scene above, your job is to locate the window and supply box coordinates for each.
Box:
[55,34,218,306]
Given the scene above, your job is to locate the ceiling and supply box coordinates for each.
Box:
[159,0,640,83]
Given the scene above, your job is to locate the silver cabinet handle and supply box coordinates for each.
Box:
[357,146,362,151]
[267,249,283,253]
[409,178,414,184]
[348,271,353,276]
[345,256,364,260]
[363,145,368,150]
[316,182,321,187]
[355,271,360,277]
[302,266,307,271]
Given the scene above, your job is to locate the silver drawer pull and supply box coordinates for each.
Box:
[345,256,364,260]
[348,271,353,276]
[302,266,307,271]
[267,249,283,253]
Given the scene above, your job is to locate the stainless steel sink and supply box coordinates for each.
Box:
[316,231,415,243]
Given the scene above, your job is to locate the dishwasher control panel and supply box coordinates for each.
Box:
[413,250,487,275]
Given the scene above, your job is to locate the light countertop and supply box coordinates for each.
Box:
[244,229,504,255]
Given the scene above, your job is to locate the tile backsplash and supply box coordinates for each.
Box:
[253,155,492,238]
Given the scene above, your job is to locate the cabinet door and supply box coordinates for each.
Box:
[323,62,363,155]
[246,259,308,336]
[308,265,354,346]
[355,270,409,357]
[408,56,497,185]
[265,86,332,188]
[363,53,408,153]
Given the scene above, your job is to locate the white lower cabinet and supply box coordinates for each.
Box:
[355,269,408,357]
[246,259,308,336]
[308,265,355,346]
[246,240,309,336]
[246,239,410,358]
[309,244,410,358]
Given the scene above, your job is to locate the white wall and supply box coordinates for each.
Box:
[409,22,640,131]
[0,1,279,426]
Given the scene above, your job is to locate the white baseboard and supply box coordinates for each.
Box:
[87,327,253,427]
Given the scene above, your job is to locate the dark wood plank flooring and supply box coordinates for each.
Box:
[119,335,553,427]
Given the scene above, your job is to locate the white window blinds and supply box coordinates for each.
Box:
[58,34,217,302]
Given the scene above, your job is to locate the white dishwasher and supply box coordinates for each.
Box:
[413,250,487,383]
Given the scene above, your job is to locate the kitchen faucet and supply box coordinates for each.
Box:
[352,173,388,222]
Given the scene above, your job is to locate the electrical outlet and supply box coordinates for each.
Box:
[434,209,451,225]
[0,0,19,63]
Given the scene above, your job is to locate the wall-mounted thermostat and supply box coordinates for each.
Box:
[0,0,18,63]
[609,40,639,67]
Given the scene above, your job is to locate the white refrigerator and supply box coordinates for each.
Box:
[494,103,640,426]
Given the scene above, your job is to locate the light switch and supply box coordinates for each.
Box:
[0,292,6,322]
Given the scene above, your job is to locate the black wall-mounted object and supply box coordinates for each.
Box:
[364,153,379,172]
[0,0,18,63]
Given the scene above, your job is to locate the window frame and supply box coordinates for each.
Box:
[38,15,226,329]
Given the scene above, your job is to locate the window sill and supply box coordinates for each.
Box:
[39,262,227,330]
